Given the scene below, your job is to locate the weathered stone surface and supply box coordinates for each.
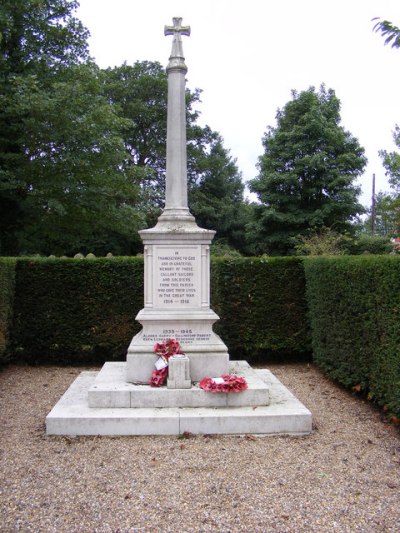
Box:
[167,355,191,389]
[46,366,311,436]
[90,361,270,408]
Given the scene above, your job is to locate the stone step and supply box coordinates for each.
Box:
[88,361,270,408]
[46,366,312,436]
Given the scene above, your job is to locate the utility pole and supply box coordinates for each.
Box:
[371,173,376,235]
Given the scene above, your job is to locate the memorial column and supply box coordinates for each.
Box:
[126,18,229,384]
[160,18,192,221]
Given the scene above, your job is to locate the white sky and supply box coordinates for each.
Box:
[77,0,400,207]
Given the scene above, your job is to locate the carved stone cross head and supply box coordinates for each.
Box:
[164,17,190,61]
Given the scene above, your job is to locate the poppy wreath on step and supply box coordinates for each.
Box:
[149,339,183,387]
[199,375,248,393]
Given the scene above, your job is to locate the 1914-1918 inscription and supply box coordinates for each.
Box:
[155,246,201,308]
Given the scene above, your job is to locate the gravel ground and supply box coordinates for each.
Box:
[0,363,399,533]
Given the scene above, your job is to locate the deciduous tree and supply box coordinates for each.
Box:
[0,0,91,253]
[16,63,143,255]
[378,127,400,234]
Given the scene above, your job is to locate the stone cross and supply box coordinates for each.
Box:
[164,17,191,64]
[160,17,193,222]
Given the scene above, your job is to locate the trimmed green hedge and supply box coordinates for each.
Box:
[0,258,16,363]
[5,256,310,365]
[3,255,400,418]
[304,256,400,417]
[345,235,393,255]
[9,258,143,364]
[211,257,311,360]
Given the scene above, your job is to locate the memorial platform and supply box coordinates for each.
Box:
[46,362,312,436]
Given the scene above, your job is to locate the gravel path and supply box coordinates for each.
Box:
[0,363,399,532]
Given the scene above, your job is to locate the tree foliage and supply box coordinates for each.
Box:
[102,61,169,218]
[373,19,400,235]
[294,227,351,256]
[249,85,367,255]
[103,61,248,249]
[380,126,400,194]
[373,17,400,49]
[0,0,109,255]
[0,3,249,255]
[0,0,89,76]
[362,191,399,237]
[188,132,249,252]
[378,126,400,234]
[18,64,143,255]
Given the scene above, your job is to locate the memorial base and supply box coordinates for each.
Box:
[90,361,269,408]
[126,309,229,382]
[46,362,312,436]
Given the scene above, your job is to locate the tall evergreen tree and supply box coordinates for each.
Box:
[188,131,248,252]
[249,85,367,255]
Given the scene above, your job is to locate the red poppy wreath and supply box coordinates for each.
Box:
[199,375,248,393]
[149,338,183,387]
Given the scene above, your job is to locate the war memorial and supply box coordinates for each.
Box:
[46,18,311,436]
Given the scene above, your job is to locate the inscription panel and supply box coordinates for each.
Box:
[155,245,201,308]
[142,327,212,345]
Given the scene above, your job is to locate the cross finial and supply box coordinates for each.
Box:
[164,17,190,65]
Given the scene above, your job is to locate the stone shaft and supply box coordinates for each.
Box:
[165,66,188,212]
[160,17,192,221]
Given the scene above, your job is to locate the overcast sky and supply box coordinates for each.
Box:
[77,0,400,207]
